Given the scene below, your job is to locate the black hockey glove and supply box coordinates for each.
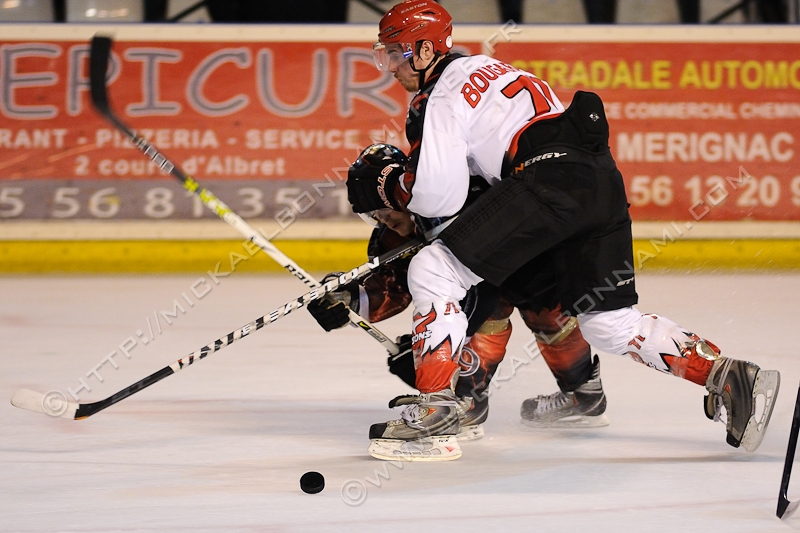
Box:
[387,334,416,389]
[306,273,360,332]
[347,144,407,213]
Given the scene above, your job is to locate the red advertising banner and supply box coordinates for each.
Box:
[2,40,411,179]
[494,40,800,221]
[1,28,799,223]
[0,34,479,220]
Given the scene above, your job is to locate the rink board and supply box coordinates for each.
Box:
[2,237,800,273]
[2,219,800,272]
[1,24,799,271]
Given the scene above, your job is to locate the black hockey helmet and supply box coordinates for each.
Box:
[347,143,407,214]
[351,143,407,174]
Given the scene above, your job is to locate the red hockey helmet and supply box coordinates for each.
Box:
[373,1,453,71]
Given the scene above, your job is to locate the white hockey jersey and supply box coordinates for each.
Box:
[400,54,564,218]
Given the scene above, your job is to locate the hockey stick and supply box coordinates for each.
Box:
[778,381,800,519]
[11,226,438,420]
[88,35,398,355]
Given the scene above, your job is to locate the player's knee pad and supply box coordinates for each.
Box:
[577,307,642,355]
[408,241,481,305]
[519,307,577,346]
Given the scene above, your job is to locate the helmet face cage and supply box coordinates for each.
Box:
[372,42,414,71]
[358,208,395,228]
[358,212,380,227]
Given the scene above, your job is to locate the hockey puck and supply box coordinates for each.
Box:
[300,471,325,494]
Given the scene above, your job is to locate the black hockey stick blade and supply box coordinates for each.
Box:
[9,226,440,420]
[12,367,174,420]
[89,34,139,141]
[89,35,113,115]
[777,381,800,519]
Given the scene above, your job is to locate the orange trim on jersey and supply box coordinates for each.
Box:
[410,92,428,109]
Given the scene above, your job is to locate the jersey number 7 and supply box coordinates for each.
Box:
[501,75,555,118]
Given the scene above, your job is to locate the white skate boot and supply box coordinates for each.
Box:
[368,389,462,461]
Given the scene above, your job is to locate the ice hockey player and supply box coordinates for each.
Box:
[345,0,781,461]
[308,143,609,453]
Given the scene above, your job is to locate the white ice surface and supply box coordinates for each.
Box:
[2,272,799,532]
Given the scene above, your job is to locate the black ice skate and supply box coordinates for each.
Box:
[368,389,462,461]
[703,345,780,452]
[520,355,609,428]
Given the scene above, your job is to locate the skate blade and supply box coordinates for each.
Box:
[368,435,462,461]
[521,413,610,429]
[456,424,484,442]
[741,369,780,452]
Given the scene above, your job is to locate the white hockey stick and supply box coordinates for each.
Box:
[89,35,398,354]
[11,223,449,420]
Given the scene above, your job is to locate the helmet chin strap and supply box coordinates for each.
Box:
[409,41,442,90]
